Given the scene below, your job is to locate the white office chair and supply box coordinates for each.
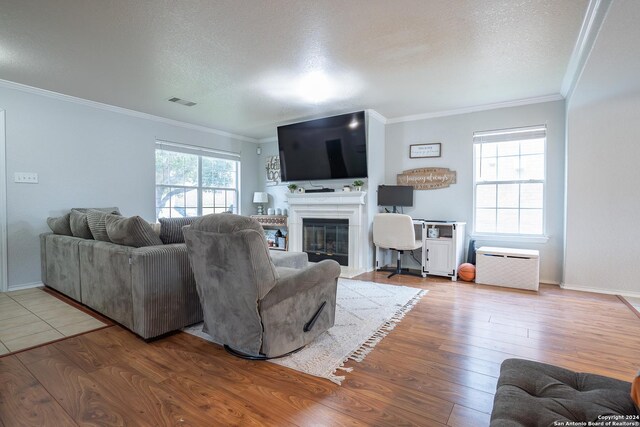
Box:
[373,213,423,278]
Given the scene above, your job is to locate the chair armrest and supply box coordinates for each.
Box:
[261,260,340,310]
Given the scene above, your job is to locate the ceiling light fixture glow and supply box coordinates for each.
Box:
[296,71,332,103]
[260,69,362,105]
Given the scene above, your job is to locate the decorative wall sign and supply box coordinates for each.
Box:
[266,156,280,186]
[410,143,441,158]
[397,167,457,190]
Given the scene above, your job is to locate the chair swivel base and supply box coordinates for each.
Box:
[223,344,304,360]
[376,267,423,279]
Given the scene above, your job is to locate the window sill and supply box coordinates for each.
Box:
[470,234,550,244]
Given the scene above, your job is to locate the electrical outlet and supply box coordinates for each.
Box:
[14,172,39,184]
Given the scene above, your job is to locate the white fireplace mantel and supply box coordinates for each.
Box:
[286,191,368,277]
[286,191,366,206]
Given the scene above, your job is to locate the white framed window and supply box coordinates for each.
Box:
[155,141,240,219]
[473,125,546,236]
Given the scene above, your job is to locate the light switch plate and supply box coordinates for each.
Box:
[14,172,38,184]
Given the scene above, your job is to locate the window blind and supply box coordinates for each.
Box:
[473,125,546,144]
[155,140,241,161]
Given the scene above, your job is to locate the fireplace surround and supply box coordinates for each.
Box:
[286,191,368,276]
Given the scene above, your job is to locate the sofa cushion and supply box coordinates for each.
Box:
[69,210,94,239]
[86,209,117,242]
[159,217,199,244]
[270,250,308,269]
[105,215,163,247]
[490,359,639,426]
[46,213,72,236]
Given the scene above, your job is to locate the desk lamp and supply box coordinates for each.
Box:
[253,192,268,215]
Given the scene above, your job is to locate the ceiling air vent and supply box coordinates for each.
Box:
[168,97,197,107]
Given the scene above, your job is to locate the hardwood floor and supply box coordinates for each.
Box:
[1,273,639,426]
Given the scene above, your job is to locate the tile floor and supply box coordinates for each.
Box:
[0,287,106,355]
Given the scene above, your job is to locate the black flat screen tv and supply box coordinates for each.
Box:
[378,185,413,212]
[277,111,367,182]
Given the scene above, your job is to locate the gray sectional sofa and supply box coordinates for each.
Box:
[40,210,308,340]
[40,232,202,339]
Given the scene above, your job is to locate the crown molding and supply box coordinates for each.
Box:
[257,136,278,144]
[560,0,612,100]
[365,109,388,124]
[0,79,258,143]
[386,94,564,124]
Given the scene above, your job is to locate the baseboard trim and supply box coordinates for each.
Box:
[7,281,44,292]
[560,282,640,298]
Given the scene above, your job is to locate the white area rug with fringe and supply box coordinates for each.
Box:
[183,278,427,385]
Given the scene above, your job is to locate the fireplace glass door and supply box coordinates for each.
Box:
[302,218,349,266]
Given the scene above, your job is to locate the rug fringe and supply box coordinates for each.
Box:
[329,289,427,384]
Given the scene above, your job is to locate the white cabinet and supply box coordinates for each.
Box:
[420,222,466,281]
[424,239,452,274]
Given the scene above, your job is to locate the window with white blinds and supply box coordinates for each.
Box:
[473,125,546,236]
[155,141,241,219]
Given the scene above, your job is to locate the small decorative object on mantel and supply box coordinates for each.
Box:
[343,185,351,192]
[266,156,281,186]
[397,167,457,190]
[352,180,364,191]
[410,143,441,158]
[296,187,305,194]
[287,183,298,193]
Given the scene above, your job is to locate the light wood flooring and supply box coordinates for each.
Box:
[0,288,107,355]
[1,273,639,426]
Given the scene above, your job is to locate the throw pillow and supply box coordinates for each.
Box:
[86,209,117,242]
[46,213,72,236]
[69,210,94,239]
[105,215,163,248]
[159,217,199,244]
[149,222,161,236]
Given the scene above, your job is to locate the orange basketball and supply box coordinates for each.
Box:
[458,263,476,282]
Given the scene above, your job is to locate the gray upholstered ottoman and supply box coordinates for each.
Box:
[491,359,638,426]
[269,250,308,269]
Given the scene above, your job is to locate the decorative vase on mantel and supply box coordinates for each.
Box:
[287,184,298,193]
[352,180,364,192]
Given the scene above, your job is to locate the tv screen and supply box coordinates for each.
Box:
[378,185,414,208]
[278,111,367,181]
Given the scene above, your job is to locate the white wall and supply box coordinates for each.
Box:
[0,84,259,288]
[564,0,640,295]
[385,100,566,283]
[364,112,386,269]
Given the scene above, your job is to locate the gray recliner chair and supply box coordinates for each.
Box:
[183,214,341,359]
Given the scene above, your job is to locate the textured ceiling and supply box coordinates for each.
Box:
[0,0,588,139]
